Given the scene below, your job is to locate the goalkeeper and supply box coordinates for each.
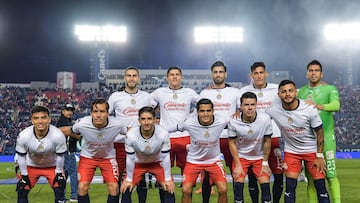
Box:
[298,60,341,203]
[15,105,67,203]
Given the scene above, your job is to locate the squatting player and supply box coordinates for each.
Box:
[61,99,129,203]
[176,98,229,203]
[15,105,67,203]
[228,92,272,203]
[199,60,241,202]
[239,61,283,203]
[120,107,175,203]
[266,80,330,203]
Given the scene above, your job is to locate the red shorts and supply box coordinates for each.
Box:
[114,143,126,173]
[232,158,270,181]
[170,136,190,170]
[78,156,119,183]
[268,137,283,174]
[182,161,227,185]
[25,166,58,189]
[220,138,233,168]
[283,152,326,179]
[127,161,168,185]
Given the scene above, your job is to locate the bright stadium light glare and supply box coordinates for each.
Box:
[324,23,360,41]
[194,26,244,43]
[74,25,127,42]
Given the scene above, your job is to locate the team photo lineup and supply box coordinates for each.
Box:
[10,59,344,203]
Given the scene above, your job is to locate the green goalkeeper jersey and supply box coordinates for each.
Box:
[298,84,340,138]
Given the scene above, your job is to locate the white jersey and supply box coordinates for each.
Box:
[178,112,228,164]
[151,87,198,138]
[15,125,67,168]
[125,124,171,163]
[266,99,323,154]
[199,86,240,138]
[228,112,273,160]
[239,83,281,138]
[72,116,127,159]
[108,90,156,142]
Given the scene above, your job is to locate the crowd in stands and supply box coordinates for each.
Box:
[0,84,359,155]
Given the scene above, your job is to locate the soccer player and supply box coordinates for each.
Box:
[298,60,341,203]
[228,92,272,203]
[177,98,229,203]
[15,105,67,203]
[199,60,241,202]
[56,103,79,202]
[266,80,330,203]
[151,66,198,179]
[120,107,175,203]
[107,66,156,202]
[61,98,129,203]
[239,61,283,203]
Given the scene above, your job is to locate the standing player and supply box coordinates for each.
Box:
[61,99,128,203]
[151,66,198,179]
[239,61,283,203]
[199,60,241,202]
[56,103,79,202]
[266,80,330,203]
[228,92,272,203]
[107,66,156,202]
[15,105,67,203]
[298,60,341,203]
[120,107,175,203]
[177,98,229,203]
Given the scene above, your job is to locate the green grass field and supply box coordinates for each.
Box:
[0,159,359,202]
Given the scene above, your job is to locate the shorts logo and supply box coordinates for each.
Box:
[326,151,334,159]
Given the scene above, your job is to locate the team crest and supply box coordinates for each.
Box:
[97,133,103,139]
[216,93,222,99]
[37,144,44,152]
[258,92,263,97]
[145,145,151,151]
[248,129,254,135]
[287,117,293,123]
[131,98,136,104]
[204,131,210,138]
[173,93,178,99]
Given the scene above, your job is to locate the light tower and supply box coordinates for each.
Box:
[194,26,244,64]
[324,22,360,85]
[74,25,127,82]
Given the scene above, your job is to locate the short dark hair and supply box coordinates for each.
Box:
[124,66,140,75]
[196,98,214,110]
[278,80,296,89]
[240,92,257,104]
[138,106,155,117]
[250,61,266,72]
[91,98,109,112]
[211,61,227,72]
[307,60,323,72]
[31,105,50,116]
[167,66,182,76]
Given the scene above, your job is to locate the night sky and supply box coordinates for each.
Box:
[1,0,360,86]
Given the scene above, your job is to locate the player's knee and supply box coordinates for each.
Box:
[181,184,193,195]
[216,183,227,194]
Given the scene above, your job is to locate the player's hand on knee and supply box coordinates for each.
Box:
[120,180,133,193]
[53,173,66,189]
[16,175,31,191]
[164,180,175,194]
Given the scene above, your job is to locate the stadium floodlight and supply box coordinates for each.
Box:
[194,26,244,43]
[74,25,127,42]
[324,23,360,41]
